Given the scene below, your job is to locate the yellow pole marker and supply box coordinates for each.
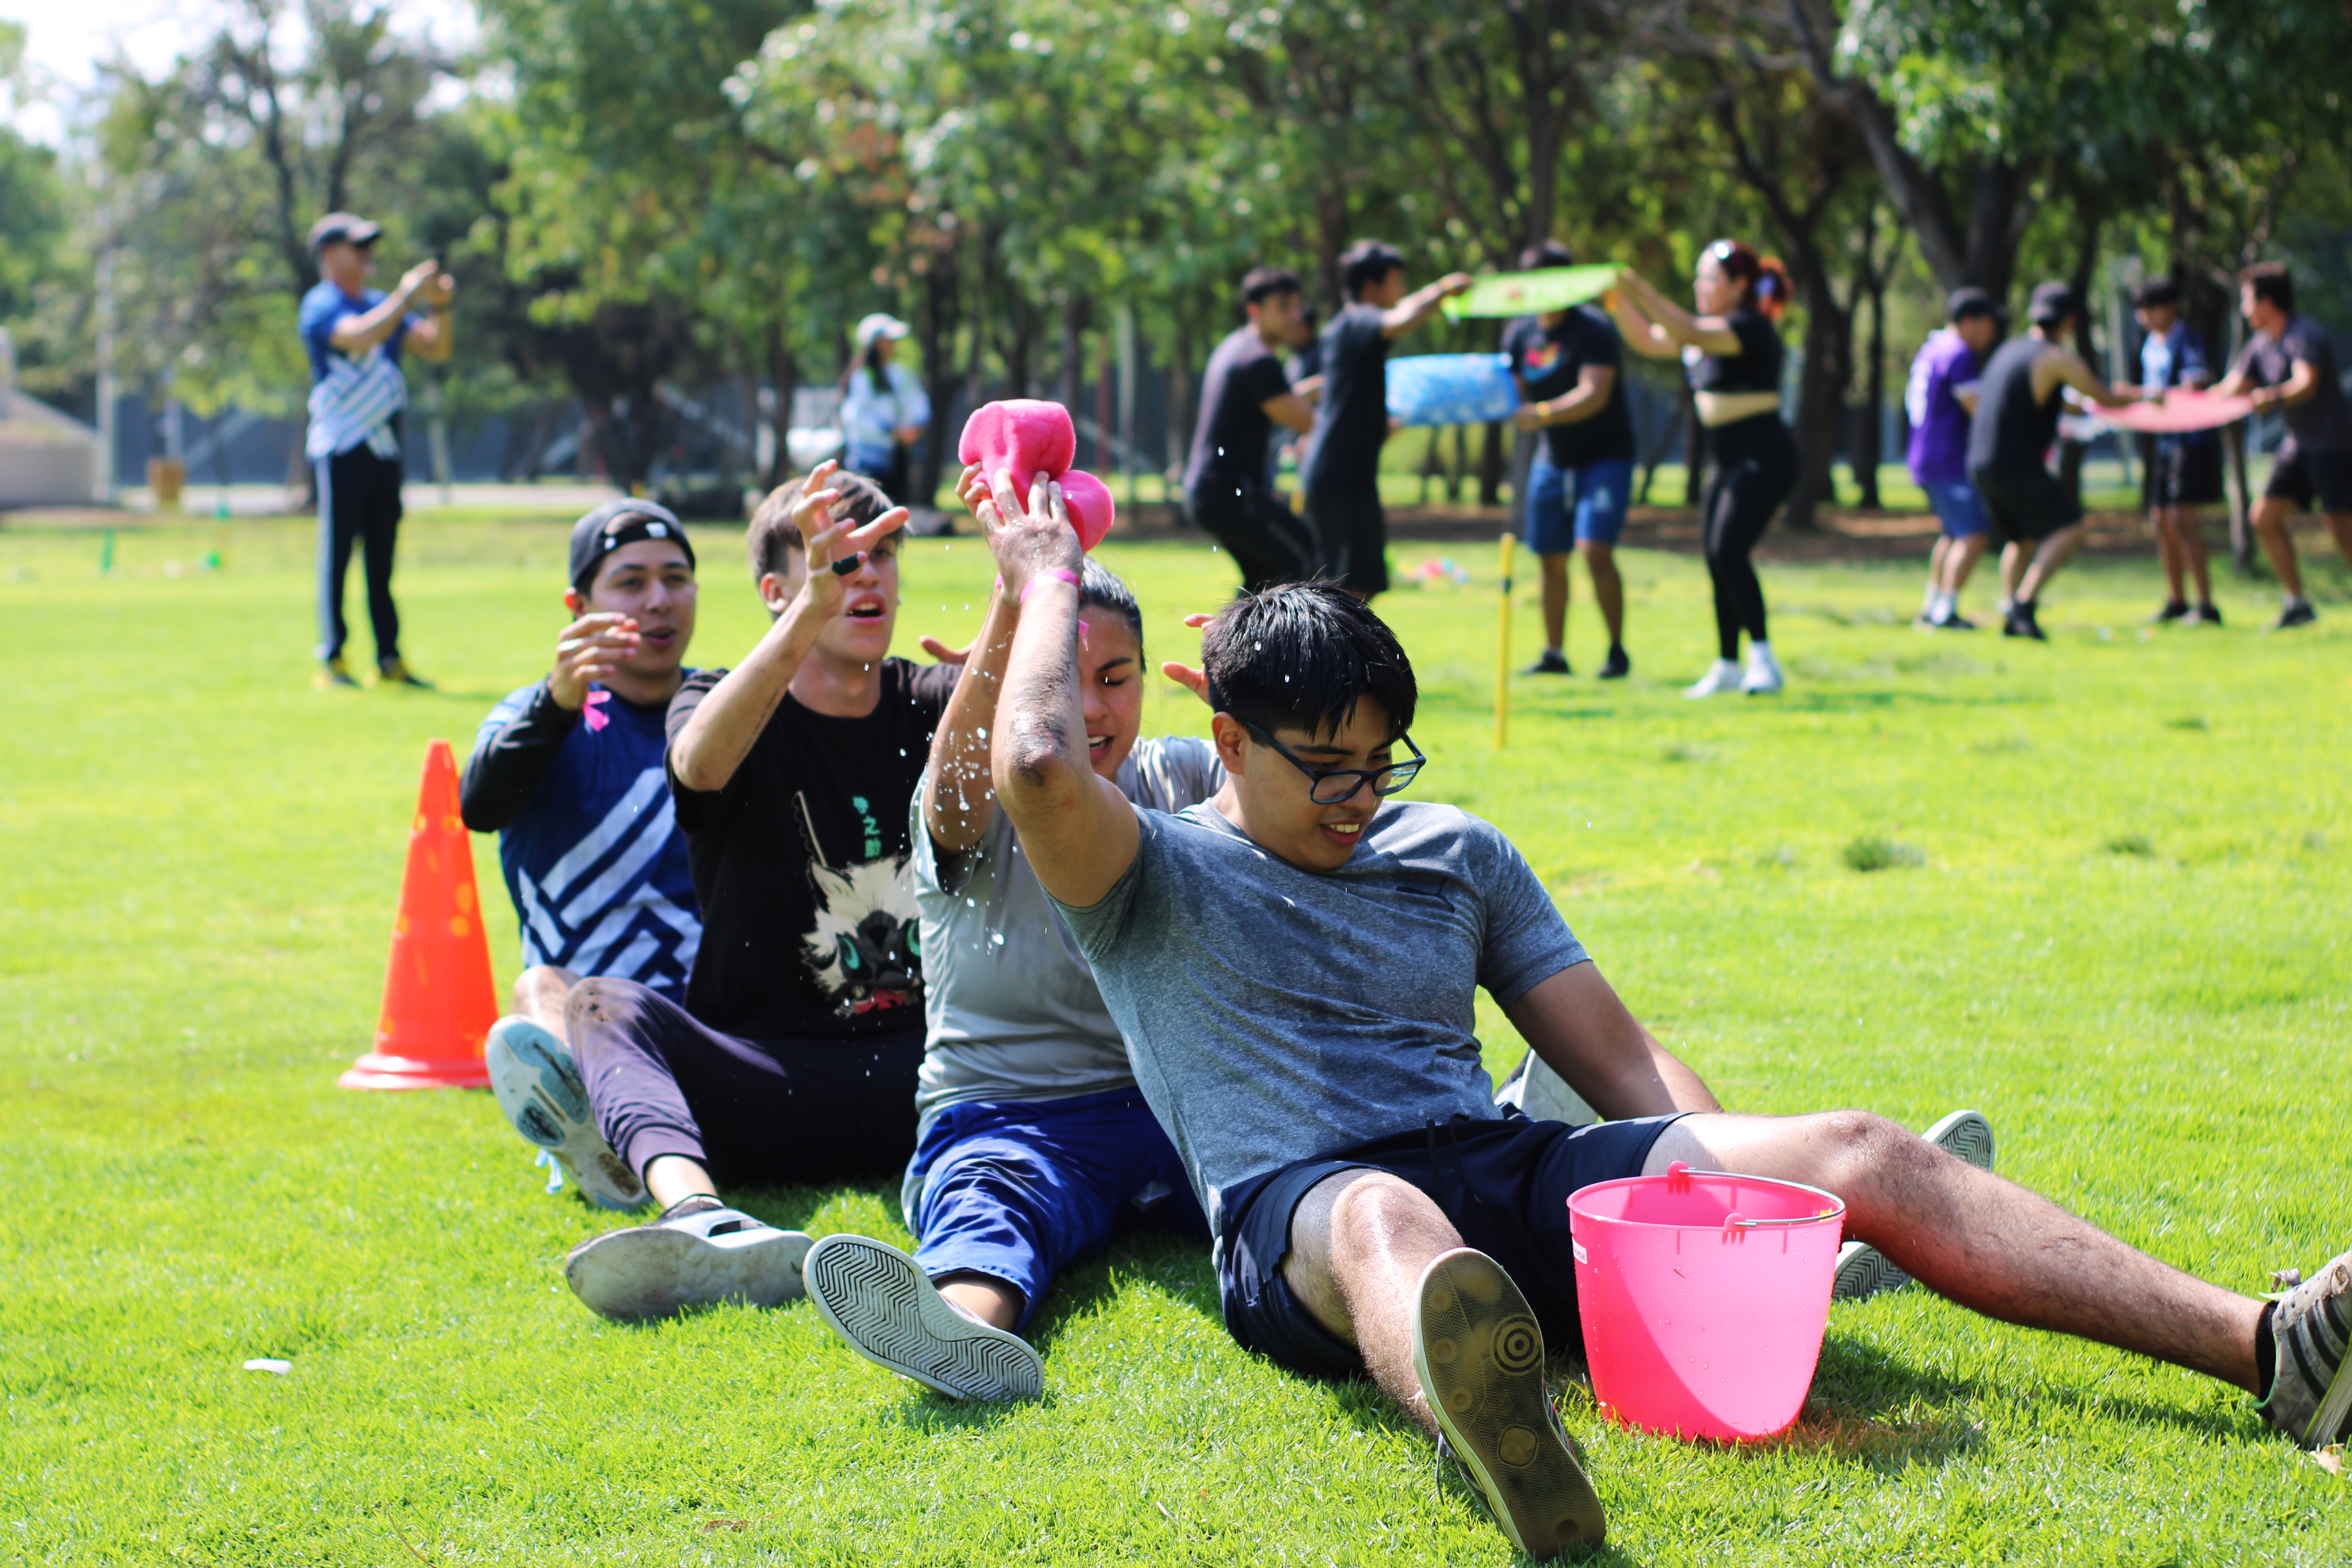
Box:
[1495,532,1515,749]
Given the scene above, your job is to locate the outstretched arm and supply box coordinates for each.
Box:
[2052,350,2142,410]
[1381,273,1473,339]
[1514,363,1618,431]
[1502,963,1722,1120]
[923,465,1018,855]
[2216,355,2320,412]
[981,468,1140,908]
[1610,270,1741,358]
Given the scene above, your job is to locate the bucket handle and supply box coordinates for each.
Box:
[1664,1163,1842,1231]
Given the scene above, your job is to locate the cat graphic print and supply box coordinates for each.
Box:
[795,791,923,1018]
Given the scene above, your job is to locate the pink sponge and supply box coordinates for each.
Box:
[957,398,1116,550]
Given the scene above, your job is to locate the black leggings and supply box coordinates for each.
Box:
[1700,417,1798,660]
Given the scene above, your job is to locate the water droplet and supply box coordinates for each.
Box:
[989,932,1005,946]
[976,727,987,740]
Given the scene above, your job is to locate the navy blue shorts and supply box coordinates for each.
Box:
[903,1088,1207,1334]
[1215,1111,1687,1381]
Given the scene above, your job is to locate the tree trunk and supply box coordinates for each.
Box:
[1054,294,1090,413]
[2054,205,2103,503]
[1786,261,1853,530]
[1682,384,1706,510]
[916,249,960,506]
[1476,420,1506,506]
[1852,214,1889,508]
[763,322,796,488]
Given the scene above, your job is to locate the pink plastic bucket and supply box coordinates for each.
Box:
[1566,1161,1844,1441]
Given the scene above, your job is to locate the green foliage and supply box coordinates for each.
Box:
[3,518,2350,1563]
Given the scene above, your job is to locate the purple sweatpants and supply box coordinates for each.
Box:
[566,977,923,1187]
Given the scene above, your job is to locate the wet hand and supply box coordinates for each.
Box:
[551,612,641,710]
[977,466,1080,594]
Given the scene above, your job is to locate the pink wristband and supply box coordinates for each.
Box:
[1018,569,1080,605]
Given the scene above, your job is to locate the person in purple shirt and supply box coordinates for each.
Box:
[1905,289,2006,630]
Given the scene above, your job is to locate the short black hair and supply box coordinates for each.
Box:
[2240,262,2295,314]
[1078,557,1143,653]
[1946,286,2006,325]
[1201,583,1417,742]
[2132,278,2181,310]
[746,469,896,582]
[2027,281,2079,330]
[1242,266,1302,307]
[1519,240,1575,271]
[1340,241,1406,301]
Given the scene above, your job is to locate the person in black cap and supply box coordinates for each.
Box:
[1960,281,2143,639]
[298,211,453,688]
[1301,241,1472,597]
[459,499,705,1212]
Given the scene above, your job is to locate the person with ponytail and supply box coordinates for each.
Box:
[1612,241,1798,696]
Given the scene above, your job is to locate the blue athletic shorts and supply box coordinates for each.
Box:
[1920,479,1989,539]
[902,1087,1206,1333]
[1524,455,1635,552]
[1215,1109,1687,1381]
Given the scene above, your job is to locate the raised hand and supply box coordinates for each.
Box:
[550,611,641,710]
[794,457,909,616]
[1159,610,1216,706]
[975,466,1080,595]
[401,259,453,306]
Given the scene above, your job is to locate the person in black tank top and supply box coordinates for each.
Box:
[1962,283,2143,639]
[1614,240,1798,696]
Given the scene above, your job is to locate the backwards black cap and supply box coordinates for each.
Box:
[1947,287,2007,323]
[2028,281,2080,328]
[568,499,695,595]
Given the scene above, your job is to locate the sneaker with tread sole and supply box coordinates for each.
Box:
[564,1194,812,1320]
[1412,1249,1604,1557]
[803,1233,1044,1402]
[485,1016,645,1211]
[2259,1246,2352,1448]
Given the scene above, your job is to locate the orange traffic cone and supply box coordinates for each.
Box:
[339,738,498,1089]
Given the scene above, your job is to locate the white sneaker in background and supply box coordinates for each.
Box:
[1683,659,1743,699]
[1742,642,1785,695]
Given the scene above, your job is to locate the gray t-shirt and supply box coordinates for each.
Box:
[912,736,1223,1118]
[1054,799,1588,1234]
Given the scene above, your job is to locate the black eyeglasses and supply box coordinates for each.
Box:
[1242,722,1427,804]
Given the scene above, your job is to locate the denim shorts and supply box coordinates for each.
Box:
[1215,1110,1687,1381]
[1919,479,1988,539]
[1524,455,1636,552]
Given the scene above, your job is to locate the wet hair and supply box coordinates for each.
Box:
[1241,266,1303,307]
[2240,262,2295,315]
[2132,278,2181,310]
[1704,239,1791,321]
[746,469,897,582]
[1201,583,1417,742]
[1340,241,1407,301]
[1078,557,1143,654]
[1519,240,1576,271]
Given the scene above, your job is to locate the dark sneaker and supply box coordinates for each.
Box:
[1523,650,1571,676]
[1413,1249,1604,1557]
[2271,601,2318,631]
[2150,600,2191,624]
[2003,602,2047,641]
[564,1194,813,1320]
[1597,645,1631,679]
[2184,603,2223,626]
[377,657,435,688]
[1834,1110,1994,1301]
[2259,1247,2352,1447]
[1930,610,1978,632]
[316,656,359,689]
[804,1234,1044,1401]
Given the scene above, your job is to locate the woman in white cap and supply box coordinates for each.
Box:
[840,313,933,502]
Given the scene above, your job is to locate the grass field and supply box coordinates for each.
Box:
[4,507,2349,1566]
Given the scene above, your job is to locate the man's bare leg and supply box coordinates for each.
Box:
[512,965,580,1037]
[1537,552,1570,655]
[1645,1113,2263,1390]
[2324,509,2352,573]
[2153,508,2188,604]
[1998,540,2030,602]
[1923,535,1950,614]
[1281,1169,1467,1432]
[935,1272,1024,1331]
[2015,523,2086,605]
[2252,496,2306,599]
[1579,541,1624,647]
[1940,532,1988,597]
[642,1153,721,1210]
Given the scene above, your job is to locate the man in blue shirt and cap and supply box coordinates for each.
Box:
[297,211,453,688]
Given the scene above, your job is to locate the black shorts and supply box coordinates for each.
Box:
[1303,485,1390,597]
[2264,440,2352,513]
[1216,1111,1688,1381]
[2144,437,2225,508]
[1971,462,2083,546]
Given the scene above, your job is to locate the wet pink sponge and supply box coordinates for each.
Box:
[957,399,1116,550]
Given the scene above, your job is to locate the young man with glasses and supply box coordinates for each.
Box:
[964,463,2352,1560]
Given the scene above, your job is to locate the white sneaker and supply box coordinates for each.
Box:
[485,1016,646,1211]
[564,1195,813,1320]
[1832,1110,1996,1301]
[1742,643,1785,695]
[803,1234,1044,1401]
[1683,659,1743,698]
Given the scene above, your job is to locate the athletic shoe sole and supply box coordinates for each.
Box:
[564,1218,813,1321]
[485,1016,646,1212]
[803,1234,1044,1401]
[1833,1109,1996,1301]
[1412,1250,1604,1557]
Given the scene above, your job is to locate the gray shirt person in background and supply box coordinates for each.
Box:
[797,515,1218,1407]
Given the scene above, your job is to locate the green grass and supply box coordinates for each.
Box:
[4,508,2350,1566]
